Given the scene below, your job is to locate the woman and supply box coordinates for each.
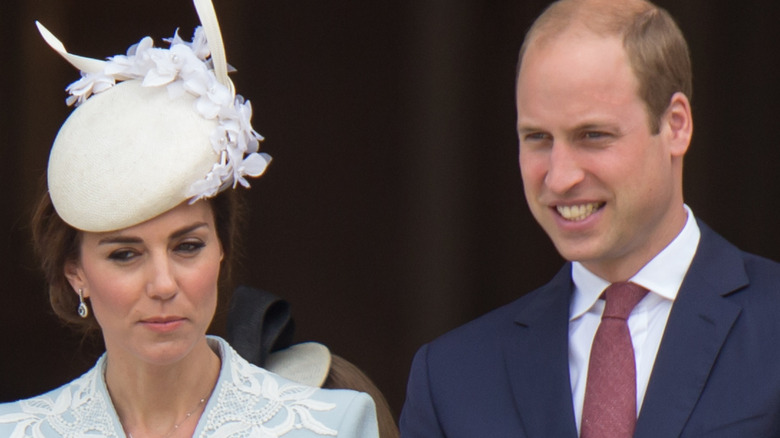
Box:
[0,0,379,436]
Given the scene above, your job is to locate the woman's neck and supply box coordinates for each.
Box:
[104,337,221,437]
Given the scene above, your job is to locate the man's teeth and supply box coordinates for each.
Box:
[557,203,601,221]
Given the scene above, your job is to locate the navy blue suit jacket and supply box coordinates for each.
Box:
[400,221,780,437]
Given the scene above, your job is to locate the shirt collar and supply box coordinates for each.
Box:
[569,204,701,321]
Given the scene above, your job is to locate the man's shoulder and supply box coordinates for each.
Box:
[697,220,780,279]
[422,269,570,359]
[728,248,780,304]
[433,297,526,346]
[684,220,780,313]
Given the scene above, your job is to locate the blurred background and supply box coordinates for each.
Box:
[1,0,778,419]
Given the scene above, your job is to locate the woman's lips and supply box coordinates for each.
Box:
[140,317,186,333]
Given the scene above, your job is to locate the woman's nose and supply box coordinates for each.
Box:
[145,256,178,300]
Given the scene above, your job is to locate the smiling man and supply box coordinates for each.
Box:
[400,0,780,437]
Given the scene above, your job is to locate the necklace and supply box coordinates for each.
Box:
[126,396,207,438]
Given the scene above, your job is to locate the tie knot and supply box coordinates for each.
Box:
[602,282,648,320]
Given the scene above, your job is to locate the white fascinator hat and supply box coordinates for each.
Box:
[37,0,333,387]
[37,0,271,233]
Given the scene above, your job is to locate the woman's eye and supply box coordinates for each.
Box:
[108,249,138,261]
[175,241,206,254]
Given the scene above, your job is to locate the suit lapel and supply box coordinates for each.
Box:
[634,222,746,438]
[504,265,579,438]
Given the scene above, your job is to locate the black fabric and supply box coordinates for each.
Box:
[225,286,295,367]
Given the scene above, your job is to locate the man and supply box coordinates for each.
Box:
[400,0,780,437]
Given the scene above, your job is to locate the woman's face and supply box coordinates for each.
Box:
[65,201,222,366]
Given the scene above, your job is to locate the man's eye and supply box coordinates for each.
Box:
[583,131,608,140]
[525,132,550,141]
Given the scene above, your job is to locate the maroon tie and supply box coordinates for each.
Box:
[581,282,649,438]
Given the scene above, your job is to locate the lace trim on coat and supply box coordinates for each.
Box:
[199,337,338,437]
[0,361,119,437]
[0,337,339,437]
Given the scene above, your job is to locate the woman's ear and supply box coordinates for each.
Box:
[64,259,87,298]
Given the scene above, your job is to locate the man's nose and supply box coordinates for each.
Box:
[545,142,585,194]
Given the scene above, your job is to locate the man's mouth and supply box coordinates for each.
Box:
[556,202,603,221]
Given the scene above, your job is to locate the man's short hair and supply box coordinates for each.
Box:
[517,0,692,134]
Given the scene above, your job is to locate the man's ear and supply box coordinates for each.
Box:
[64,259,87,298]
[663,91,693,157]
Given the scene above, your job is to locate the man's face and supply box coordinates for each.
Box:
[516,30,687,281]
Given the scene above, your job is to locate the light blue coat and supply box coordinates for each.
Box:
[0,336,378,437]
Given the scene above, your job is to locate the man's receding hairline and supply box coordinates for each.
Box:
[520,0,656,61]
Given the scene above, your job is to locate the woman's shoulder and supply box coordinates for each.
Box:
[0,356,123,437]
[201,336,379,437]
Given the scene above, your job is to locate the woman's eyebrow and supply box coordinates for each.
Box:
[97,223,208,245]
[170,223,209,240]
[97,236,142,245]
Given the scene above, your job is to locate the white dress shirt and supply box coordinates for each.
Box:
[568,205,701,433]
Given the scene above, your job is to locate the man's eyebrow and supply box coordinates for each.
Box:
[574,122,613,131]
[517,124,545,135]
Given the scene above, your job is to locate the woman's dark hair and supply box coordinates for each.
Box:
[31,188,242,334]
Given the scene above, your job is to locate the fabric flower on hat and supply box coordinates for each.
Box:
[51,25,271,202]
[166,27,210,61]
[65,71,115,106]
